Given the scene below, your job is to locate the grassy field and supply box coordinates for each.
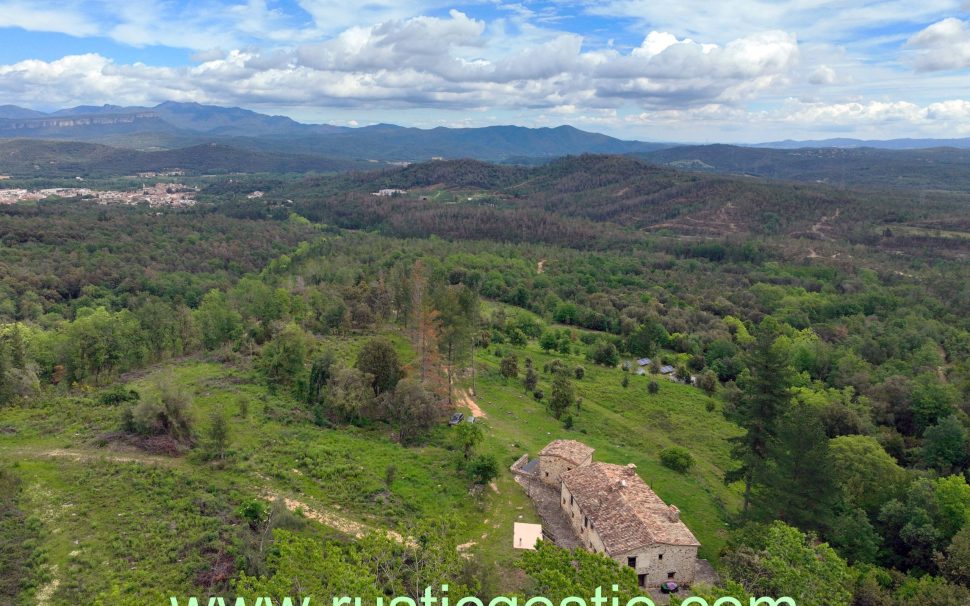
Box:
[462,340,743,561]
[0,318,741,603]
[0,334,538,603]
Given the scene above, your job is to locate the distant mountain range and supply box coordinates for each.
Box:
[5,101,970,183]
[754,137,970,150]
[0,101,669,162]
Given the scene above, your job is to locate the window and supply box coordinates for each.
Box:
[584,517,588,528]
[545,472,549,478]
[658,554,663,561]
[627,557,637,568]
[667,572,676,580]
[570,495,574,506]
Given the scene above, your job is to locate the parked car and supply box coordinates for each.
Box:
[660,582,679,594]
[448,412,464,426]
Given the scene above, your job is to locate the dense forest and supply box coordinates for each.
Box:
[1,154,969,606]
[636,144,970,192]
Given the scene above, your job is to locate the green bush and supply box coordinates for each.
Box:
[468,454,499,484]
[660,446,695,473]
[98,386,140,405]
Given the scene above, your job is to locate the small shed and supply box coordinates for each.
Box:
[513,522,543,550]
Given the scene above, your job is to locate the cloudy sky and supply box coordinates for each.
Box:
[1,0,969,142]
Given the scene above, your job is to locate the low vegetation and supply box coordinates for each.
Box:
[1,153,968,605]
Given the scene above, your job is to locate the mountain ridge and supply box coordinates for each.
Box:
[0,101,668,161]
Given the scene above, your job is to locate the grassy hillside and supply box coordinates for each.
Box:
[466,340,741,560]
[0,309,740,602]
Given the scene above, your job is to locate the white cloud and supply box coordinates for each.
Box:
[621,97,970,140]
[0,1,967,140]
[906,18,970,71]
[0,17,800,115]
[808,65,836,85]
[581,0,964,45]
[294,0,460,35]
[0,1,100,36]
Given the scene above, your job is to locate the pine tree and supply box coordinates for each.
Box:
[307,350,336,425]
[756,403,838,531]
[726,324,793,516]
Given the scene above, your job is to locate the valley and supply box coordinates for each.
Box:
[1,111,969,606]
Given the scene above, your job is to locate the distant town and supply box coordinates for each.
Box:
[0,182,198,207]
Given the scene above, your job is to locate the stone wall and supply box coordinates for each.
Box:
[616,544,698,587]
[539,453,590,486]
[559,483,698,587]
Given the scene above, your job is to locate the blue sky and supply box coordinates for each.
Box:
[0,0,969,142]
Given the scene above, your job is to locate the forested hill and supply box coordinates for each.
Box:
[267,155,969,261]
[2,148,970,604]
[636,144,970,191]
[0,139,363,177]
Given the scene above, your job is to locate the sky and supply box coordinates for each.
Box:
[1,1,969,142]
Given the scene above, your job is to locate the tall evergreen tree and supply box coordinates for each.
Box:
[307,349,336,424]
[726,323,793,516]
[756,403,838,531]
[433,284,479,405]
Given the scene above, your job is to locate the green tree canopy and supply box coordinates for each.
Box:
[355,337,403,395]
[829,434,907,514]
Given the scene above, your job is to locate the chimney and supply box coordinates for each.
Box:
[668,505,680,523]
[626,463,637,476]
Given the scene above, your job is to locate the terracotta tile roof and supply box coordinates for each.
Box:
[539,439,595,465]
[562,462,701,552]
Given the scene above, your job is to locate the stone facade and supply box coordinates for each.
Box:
[537,439,594,487]
[558,456,700,588]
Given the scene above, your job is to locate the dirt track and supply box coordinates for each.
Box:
[457,389,487,419]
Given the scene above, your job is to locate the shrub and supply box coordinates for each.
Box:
[99,386,140,406]
[500,354,519,379]
[648,380,660,394]
[697,369,719,394]
[589,341,619,367]
[574,365,585,380]
[238,499,269,530]
[533,389,544,401]
[125,383,194,444]
[468,454,499,484]
[524,367,538,392]
[660,446,695,473]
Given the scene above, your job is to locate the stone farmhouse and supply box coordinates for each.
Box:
[514,439,701,588]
